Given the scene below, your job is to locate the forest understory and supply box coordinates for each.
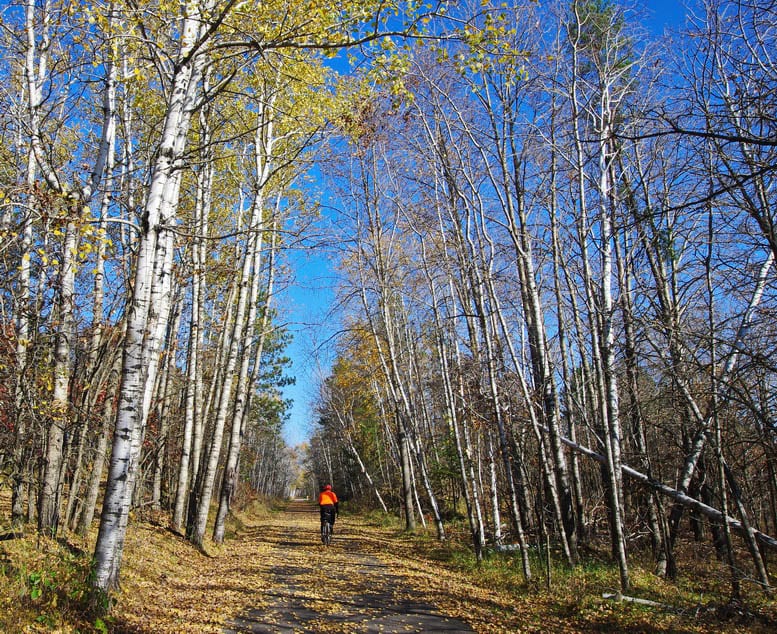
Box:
[4,0,777,625]
[1,494,776,634]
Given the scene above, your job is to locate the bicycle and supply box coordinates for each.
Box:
[320,507,335,545]
[321,519,333,545]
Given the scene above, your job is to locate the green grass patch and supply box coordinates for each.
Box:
[386,523,777,633]
[357,507,404,530]
[0,533,100,633]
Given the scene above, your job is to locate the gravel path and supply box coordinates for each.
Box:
[224,500,474,634]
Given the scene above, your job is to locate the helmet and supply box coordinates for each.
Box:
[324,484,332,491]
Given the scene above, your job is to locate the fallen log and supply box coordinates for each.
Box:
[602,592,676,611]
[554,431,777,551]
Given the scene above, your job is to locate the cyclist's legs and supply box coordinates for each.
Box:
[320,505,335,530]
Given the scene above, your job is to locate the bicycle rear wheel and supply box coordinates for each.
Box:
[321,521,332,545]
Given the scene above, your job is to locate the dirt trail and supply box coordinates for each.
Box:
[224,500,475,633]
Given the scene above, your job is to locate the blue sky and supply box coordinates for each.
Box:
[279,0,693,448]
[644,0,691,32]
[280,246,337,447]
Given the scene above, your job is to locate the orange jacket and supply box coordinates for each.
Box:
[318,490,338,506]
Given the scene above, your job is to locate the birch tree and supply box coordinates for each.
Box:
[15,0,119,536]
[90,0,452,594]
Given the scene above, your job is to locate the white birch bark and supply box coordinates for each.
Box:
[212,114,275,543]
[23,0,61,536]
[39,204,77,536]
[21,0,118,536]
[92,2,210,591]
[596,131,629,591]
[191,183,259,546]
[172,99,212,532]
[554,430,777,552]
[11,148,36,524]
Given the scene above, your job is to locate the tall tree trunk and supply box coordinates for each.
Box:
[39,212,78,537]
[11,5,45,523]
[92,9,208,590]
[172,114,211,531]
[78,361,121,536]
[191,172,261,546]
[213,150,276,543]
[11,149,36,525]
[398,425,416,531]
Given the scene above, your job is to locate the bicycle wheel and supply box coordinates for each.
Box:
[321,521,332,545]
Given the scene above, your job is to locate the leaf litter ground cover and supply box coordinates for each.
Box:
[119,499,777,633]
[223,499,474,633]
[2,494,777,632]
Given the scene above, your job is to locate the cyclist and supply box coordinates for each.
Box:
[318,483,339,535]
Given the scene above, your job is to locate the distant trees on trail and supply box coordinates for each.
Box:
[308,0,777,599]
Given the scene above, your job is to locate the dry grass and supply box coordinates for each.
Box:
[0,493,275,633]
[388,524,777,633]
[1,491,776,633]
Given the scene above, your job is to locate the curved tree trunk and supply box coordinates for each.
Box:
[92,8,207,589]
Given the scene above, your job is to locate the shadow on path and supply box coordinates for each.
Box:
[225,500,474,634]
